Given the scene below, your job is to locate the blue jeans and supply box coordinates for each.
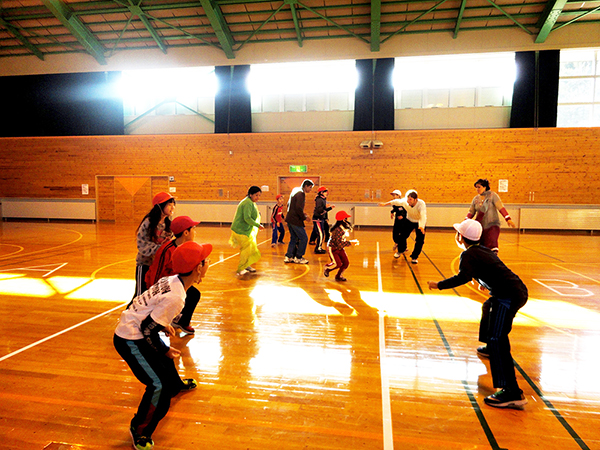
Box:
[286,224,308,259]
[271,222,285,244]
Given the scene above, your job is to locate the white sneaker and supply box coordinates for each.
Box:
[394,252,401,258]
[284,256,294,263]
[411,259,418,264]
[237,269,249,276]
[294,257,309,264]
[246,266,256,273]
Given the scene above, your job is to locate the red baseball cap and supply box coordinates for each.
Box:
[317,186,328,192]
[276,194,283,199]
[171,216,200,235]
[172,242,212,274]
[335,210,351,221]
[152,191,174,206]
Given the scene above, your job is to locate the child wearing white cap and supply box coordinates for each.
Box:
[427,219,528,409]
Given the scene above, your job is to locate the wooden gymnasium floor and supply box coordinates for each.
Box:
[0,220,599,450]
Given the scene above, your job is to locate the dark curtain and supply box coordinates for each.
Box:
[214,65,252,133]
[510,50,559,128]
[0,71,124,137]
[353,58,395,131]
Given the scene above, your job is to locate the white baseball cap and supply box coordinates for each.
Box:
[391,189,402,196]
[453,219,482,241]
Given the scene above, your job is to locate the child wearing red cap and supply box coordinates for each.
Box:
[145,215,201,335]
[134,192,176,298]
[312,186,335,254]
[271,194,286,247]
[114,241,212,450]
[324,210,359,281]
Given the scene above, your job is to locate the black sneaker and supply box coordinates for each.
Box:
[484,388,527,408]
[314,249,327,254]
[477,346,490,358]
[180,378,198,391]
[324,269,330,278]
[130,425,154,450]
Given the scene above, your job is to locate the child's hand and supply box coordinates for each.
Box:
[166,347,181,359]
[427,281,438,290]
[351,239,359,246]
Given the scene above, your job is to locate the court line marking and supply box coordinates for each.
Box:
[552,263,600,284]
[0,302,126,364]
[0,227,83,261]
[376,242,394,450]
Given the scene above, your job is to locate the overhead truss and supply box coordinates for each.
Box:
[0,0,599,64]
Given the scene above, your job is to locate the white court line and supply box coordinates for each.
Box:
[377,242,394,450]
[0,302,127,363]
[0,247,243,364]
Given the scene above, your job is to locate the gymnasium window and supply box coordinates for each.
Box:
[248,60,357,113]
[557,49,600,127]
[119,66,217,117]
[393,53,515,109]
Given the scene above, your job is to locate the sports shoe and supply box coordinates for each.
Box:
[130,426,154,450]
[477,346,490,358]
[180,378,198,391]
[309,241,316,245]
[172,322,195,335]
[271,243,276,247]
[484,388,527,408]
[394,252,401,258]
[314,249,327,254]
[246,266,257,273]
[324,269,330,278]
[237,269,249,276]
[284,256,294,263]
[411,259,418,264]
[294,257,309,264]
[335,276,347,282]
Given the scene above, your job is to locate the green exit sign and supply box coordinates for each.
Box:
[289,165,307,173]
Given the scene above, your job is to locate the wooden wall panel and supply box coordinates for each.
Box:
[0,128,598,205]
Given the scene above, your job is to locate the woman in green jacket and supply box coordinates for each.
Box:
[230,186,264,276]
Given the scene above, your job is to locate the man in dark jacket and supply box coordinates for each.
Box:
[284,179,314,264]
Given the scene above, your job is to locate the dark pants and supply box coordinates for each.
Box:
[392,216,403,246]
[271,222,285,244]
[326,248,349,279]
[114,334,183,438]
[397,220,425,259]
[312,219,330,251]
[134,264,150,298]
[481,226,501,252]
[480,296,527,389]
[286,224,308,259]
[174,286,200,328]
